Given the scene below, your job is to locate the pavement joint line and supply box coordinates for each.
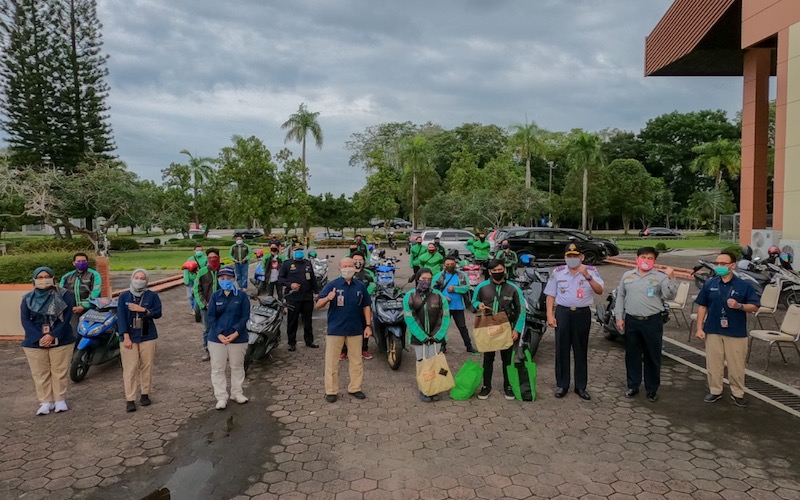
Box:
[662,336,800,419]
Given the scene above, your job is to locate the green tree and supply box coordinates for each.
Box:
[357,163,401,232]
[274,148,309,237]
[686,183,736,230]
[690,138,741,189]
[178,149,214,227]
[565,130,604,231]
[345,121,419,172]
[606,159,657,234]
[421,191,467,228]
[218,135,277,231]
[281,103,323,236]
[400,135,437,228]
[508,120,546,189]
[444,149,481,194]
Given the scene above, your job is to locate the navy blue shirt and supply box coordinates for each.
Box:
[20,289,75,348]
[319,277,372,336]
[117,290,163,343]
[695,275,760,338]
[207,290,250,343]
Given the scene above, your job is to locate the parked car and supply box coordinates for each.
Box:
[421,229,476,257]
[369,218,385,229]
[406,230,423,253]
[494,227,617,264]
[233,228,264,240]
[639,227,682,238]
[314,230,344,241]
[390,217,412,228]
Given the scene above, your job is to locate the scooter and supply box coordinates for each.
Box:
[249,262,267,298]
[70,297,120,382]
[692,259,768,295]
[388,233,397,250]
[244,296,290,373]
[311,255,329,289]
[513,256,550,357]
[371,260,407,370]
[766,263,800,308]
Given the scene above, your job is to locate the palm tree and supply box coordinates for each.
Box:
[690,139,741,189]
[179,149,214,227]
[400,136,432,229]
[508,120,546,189]
[281,103,324,194]
[566,131,604,231]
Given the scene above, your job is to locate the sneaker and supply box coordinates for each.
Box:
[466,346,477,353]
[477,387,491,400]
[201,349,210,361]
[340,352,348,360]
[362,351,373,360]
[504,387,515,401]
[54,401,68,413]
[36,402,53,416]
[731,395,748,407]
[140,395,151,406]
[419,391,432,403]
[704,393,723,403]
[231,394,249,404]
[215,400,227,410]
[126,401,137,413]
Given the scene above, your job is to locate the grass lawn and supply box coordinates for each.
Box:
[614,236,728,251]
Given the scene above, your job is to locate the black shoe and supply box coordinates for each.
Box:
[477,387,491,400]
[306,343,320,349]
[704,393,722,403]
[466,346,477,353]
[349,391,366,400]
[440,345,447,353]
[554,387,568,398]
[504,387,515,401]
[575,389,592,401]
[325,394,337,403]
[126,401,136,413]
[288,345,297,352]
[625,388,639,398]
[647,392,658,403]
[140,395,151,406]
[731,395,748,407]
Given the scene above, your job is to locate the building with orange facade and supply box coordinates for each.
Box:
[646,0,800,257]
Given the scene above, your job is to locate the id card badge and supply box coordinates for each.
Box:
[41,324,50,335]
[577,288,584,299]
[306,272,311,280]
[647,287,655,298]
[720,317,729,328]
[337,293,344,307]
[132,315,143,330]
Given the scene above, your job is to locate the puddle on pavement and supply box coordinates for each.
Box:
[140,459,214,500]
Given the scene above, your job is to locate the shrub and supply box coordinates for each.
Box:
[0,252,97,284]
[109,237,140,251]
[153,238,161,245]
[191,234,204,240]
[655,242,668,252]
[13,237,94,255]
[721,245,742,260]
[167,238,235,248]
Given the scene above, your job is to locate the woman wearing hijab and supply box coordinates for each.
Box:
[117,269,163,412]
[403,268,450,402]
[207,267,251,410]
[20,267,75,416]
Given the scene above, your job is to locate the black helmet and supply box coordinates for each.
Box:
[740,245,753,260]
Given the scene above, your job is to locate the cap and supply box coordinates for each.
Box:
[218,267,235,277]
[564,243,582,256]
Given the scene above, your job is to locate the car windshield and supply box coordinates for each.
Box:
[566,230,590,241]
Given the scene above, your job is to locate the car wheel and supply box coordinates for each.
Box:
[583,251,598,265]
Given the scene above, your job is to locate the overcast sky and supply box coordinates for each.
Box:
[97,0,745,195]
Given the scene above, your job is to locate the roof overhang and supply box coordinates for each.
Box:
[645,0,774,77]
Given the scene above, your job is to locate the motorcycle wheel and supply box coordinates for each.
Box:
[70,349,91,382]
[783,290,799,308]
[387,335,402,370]
[194,306,202,323]
[527,327,544,357]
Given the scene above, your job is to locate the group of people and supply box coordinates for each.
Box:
[20,233,761,416]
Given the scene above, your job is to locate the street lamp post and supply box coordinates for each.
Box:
[548,161,555,226]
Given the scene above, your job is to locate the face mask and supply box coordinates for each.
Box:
[354,261,363,269]
[416,280,431,292]
[270,248,278,254]
[479,236,485,242]
[565,257,581,269]
[428,249,435,254]
[490,271,505,282]
[131,279,147,292]
[445,265,456,273]
[207,257,221,270]
[195,250,204,257]
[341,268,356,279]
[34,278,54,289]
[715,266,731,276]
[294,250,305,260]
[75,261,89,272]
[236,239,243,245]
[218,279,235,291]
[501,244,509,250]
[637,258,653,271]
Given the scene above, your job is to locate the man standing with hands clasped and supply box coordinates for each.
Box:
[614,247,676,402]
[695,251,760,407]
[545,243,604,400]
[316,257,373,403]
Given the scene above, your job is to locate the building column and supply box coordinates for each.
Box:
[739,48,771,245]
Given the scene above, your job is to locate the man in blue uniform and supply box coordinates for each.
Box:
[545,243,604,400]
[278,245,320,351]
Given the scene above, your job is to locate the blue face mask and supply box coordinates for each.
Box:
[294,250,305,260]
[218,279,236,291]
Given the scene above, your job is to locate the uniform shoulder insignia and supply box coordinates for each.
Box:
[554,265,566,271]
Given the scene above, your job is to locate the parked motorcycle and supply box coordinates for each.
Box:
[70,297,120,382]
[514,255,550,357]
[244,296,290,373]
[249,262,267,298]
[371,260,407,370]
[596,288,672,341]
[692,259,768,295]
[388,232,397,250]
[310,254,330,289]
[450,251,483,312]
[766,263,800,307]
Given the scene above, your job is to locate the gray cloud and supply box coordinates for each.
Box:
[95,0,744,195]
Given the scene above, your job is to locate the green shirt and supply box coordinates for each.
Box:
[416,251,445,275]
[466,238,491,259]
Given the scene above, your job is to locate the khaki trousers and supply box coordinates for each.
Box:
[120,340,157,401]
[324,335,364,395]
[23,345,72,403]
[208,342,248,402]
[706,334,748,398]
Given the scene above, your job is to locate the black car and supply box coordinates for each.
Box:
[495,227,619,264]
[390,217,412,228]
[639,227,682,238]
[233,228,264,240]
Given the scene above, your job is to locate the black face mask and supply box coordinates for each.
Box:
[490,271,505,282]
[479,236,485,242]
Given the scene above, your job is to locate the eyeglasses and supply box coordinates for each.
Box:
[710,261,733,266]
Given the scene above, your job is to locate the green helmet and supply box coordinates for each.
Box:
[308,251,317,258]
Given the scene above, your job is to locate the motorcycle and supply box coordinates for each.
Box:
[692,259,768,295]
[244,296,290,373]
[249,262,267,297]
[371,260,407,370]
[311,256,330,289]
[388,232,397,250]
[70,297,120,382]
[766,263,800,308]
[513,255,550,357]
[596,288,672,341]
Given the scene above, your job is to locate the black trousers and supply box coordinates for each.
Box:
[483,346,514,390]
[624,314,663,394]
[448,309,473,350]
[266,281,284,300]
[286,299,314,346]
[554,305,591,391]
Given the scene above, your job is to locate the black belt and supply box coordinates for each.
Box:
[626,313,661,321]
[556,305,590,312]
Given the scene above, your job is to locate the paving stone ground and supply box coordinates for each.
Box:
[1,249,799,499]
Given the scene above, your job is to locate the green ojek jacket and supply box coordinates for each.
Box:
[415,250,444,275]
[466,237,491,259]
[402,288,450,344]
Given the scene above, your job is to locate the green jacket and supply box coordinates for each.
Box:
[60,269,102,309]
[229,243,251,263]
[403,288,450,344]
[466,237,491,260]
[193,266,219,310]
[355,268,376,294]
[498,249,518,278]
[415,251,444,275]
[183,253,208,285]
[409,243,425,267]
